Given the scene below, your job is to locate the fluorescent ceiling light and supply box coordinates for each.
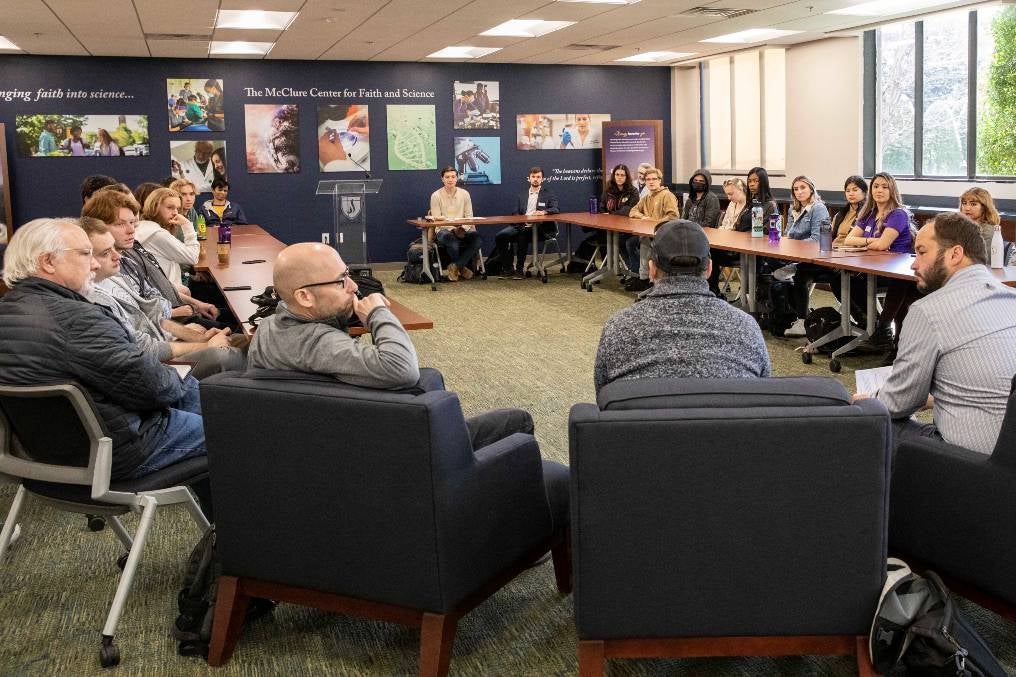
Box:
[558,0,641,4]
[827,0,954,16]
[0,35,22,51]
[616,51,694,62]
[215,10,298,30]
[427,46,502,59]
[702,28,801,43]
[210,41,275,55]
[481,20,575,37]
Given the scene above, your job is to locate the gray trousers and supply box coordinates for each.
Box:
[466,408,535,450]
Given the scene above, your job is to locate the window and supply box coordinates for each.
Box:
[701,48,786,172]
[869,4,1016,179]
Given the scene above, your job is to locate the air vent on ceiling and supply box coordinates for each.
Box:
[680,7,756,18]
[565,43,620,51]
[144,33,211,41]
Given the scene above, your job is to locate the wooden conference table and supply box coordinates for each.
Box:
[411,211,1016,369]
[194,224,433,336]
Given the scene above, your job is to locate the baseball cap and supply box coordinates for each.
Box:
[651,219,711,274]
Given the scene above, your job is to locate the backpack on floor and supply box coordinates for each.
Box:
[765,279,798,337]
[870,558,1006,677]
[398,238,440,284]
[174,525,276,661]
[804,306,854,354]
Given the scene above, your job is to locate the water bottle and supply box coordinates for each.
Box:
[767,213,781,245]
[818,217,833,253]
[990,224,1004,269]
[750,199,764,238]
[588,196,598,214]
[196,213,207,240]
[216,224,231,265]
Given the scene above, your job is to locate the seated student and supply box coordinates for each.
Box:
[790,175,873,333]
[429,166,480,282]
[844,172,919,364]
[776,175,830,337]
[200,178,248,227]
[133,182,162,214]
[681,169,721,229]
[495,166,560,280]
[80,174,118,204]
[248,243,535,450]
[624,166,679,292]
[594,219,771,394]
[705,177,750,297]
[82,189,226,331]
[577,164,639,273]
[746,166,779,223]
[0,218,208,482]
[138,188,199,287]
[959,187,1002,259]
[855,212,1016,455]
[80,217,242,377]
[185,95,205,124]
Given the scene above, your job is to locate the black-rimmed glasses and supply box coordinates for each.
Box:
[297,270,350,290]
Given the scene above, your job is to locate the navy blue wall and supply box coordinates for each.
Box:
[0,55,671,262]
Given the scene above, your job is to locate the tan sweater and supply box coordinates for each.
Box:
[429,188,474,233]
[629,187,678,221]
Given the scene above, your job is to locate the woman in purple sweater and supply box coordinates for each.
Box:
[844,172,919,363]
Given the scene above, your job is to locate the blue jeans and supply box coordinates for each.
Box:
[129,375,206,478]
[436,229,481,269]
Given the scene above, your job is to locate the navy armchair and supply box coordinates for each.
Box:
[569,376,891,676]
[889,374,1016,621]
[199,369,570,676]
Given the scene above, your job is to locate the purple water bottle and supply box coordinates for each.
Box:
[767,214,780,245]
[588,196,598,214]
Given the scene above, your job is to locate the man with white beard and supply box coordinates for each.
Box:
[0,218,208,480]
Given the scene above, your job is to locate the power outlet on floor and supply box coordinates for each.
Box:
[321,232,330,245]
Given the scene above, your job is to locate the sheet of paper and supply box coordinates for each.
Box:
[170,364,193,380]
[855,365,893,395]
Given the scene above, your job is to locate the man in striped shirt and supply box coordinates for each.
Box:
[857,212,1016,454]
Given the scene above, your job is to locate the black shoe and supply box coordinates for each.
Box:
[512,267,525,280]
[625,278,652,292]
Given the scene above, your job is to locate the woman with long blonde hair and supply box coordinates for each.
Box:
[959,187,1001,257]
[135,188,199,286]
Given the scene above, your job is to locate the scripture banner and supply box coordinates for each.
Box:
[601,120,664,188]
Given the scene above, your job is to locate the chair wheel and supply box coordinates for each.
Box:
[586,285,593,292]
[541,273,548,284]
[525,270,532,278]
[430,284,437,291]
[116,551,130,570]
[87,515,106,532]
[100,639,120,668]
[829,359,842,373]
[480,274,487,280]
[802,352,812,364]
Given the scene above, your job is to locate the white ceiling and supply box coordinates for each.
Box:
[0,0,992,65]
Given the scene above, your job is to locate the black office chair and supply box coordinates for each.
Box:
[0,382,210,668]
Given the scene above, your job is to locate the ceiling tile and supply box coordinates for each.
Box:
[147,39,211,58]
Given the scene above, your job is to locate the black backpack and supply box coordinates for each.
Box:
[174,525,276,660]
[803,307,854,353]
[870,558,1006,677]
[398,238,440,284]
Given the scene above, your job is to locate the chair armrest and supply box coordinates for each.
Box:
[433,432,555,609]
[414,367,446,393]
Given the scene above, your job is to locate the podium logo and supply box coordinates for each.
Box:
[341,196,362,220]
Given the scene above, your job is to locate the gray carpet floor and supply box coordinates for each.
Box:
[1,268,1012,676]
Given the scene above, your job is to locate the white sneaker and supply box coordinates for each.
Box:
[785,318,807,337]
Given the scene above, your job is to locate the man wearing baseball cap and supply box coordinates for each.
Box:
[594,218,771,393]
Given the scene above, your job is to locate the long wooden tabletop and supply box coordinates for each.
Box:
[410,211,1016,287]
[195,225,434,335]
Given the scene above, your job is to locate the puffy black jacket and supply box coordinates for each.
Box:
[0,278,185,479]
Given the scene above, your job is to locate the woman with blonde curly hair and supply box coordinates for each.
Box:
[959,187,1001,257]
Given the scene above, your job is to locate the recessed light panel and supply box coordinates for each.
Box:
[210,41,275,55]
[481,20,575,37]
[616,51,695,62]
[0,36,22,51]
[427,46,502,59]
[558,0,641,4]
[827,0,954,16]
[701,28,801,43]
[215,10,298,30]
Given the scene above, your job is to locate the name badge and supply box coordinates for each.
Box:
[538,202,546,207]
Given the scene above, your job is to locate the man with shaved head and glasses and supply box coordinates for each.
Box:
[248,243,419,389]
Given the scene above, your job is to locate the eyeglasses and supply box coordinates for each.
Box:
[297,270,350,290]
[57,247,94,259]
[112,218,139,228]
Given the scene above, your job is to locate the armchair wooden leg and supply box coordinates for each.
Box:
[551,530,573,594]
[855,635,876,677]
[578,640,606,677]
[419,612,457,677]
[208,575,250,667]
